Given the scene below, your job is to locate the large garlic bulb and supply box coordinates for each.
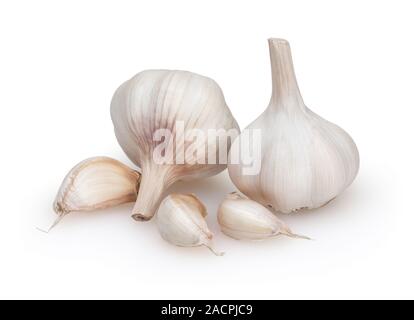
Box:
[111,70,240,221]
[228,39,359,213]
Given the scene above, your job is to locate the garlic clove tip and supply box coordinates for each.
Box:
[279,228,312,241]
[203,243,225,256]
[37,212,67,233]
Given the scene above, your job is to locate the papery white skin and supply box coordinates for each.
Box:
[156,193,223,256]
[218,192,309,240]
[228,39,359,213]
[111,70,240,221]
[47,157,140,232]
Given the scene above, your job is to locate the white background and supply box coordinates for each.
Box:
[0,0,413,300]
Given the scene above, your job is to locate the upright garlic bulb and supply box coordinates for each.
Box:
[111,70,240,221]
[228,39,359,213]
[47,157,140,232]
[218,192,309,240]
[156,193,223,256]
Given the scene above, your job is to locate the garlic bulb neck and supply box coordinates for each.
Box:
[268,38,305,110]
[131,165,173,221]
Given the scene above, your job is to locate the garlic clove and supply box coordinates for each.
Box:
[228,39,359,213]
[47,157,140,232]
[218,192,310,241]
[110,70,240,221]
[155,193,224,256]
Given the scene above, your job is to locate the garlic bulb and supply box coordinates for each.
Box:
[156,193,223,256]
[228,39,359,213]
[218,192,309,240]
[111,70,240,221]
[47,157,140,232]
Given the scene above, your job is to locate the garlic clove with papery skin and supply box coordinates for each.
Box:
[218,192,309,241]
[228,39,359,213]
[156,193,224,256]
[111,70,240,222]
[46,157,140,232]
